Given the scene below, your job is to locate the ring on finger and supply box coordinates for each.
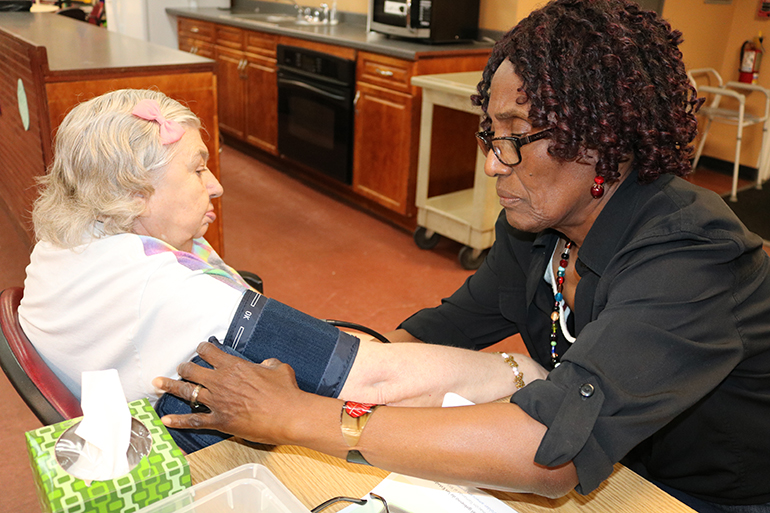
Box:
[190,384,203,409]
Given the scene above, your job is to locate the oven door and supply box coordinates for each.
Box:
[277,68,354,185]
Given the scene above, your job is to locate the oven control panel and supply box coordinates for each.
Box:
[277,45,355,86]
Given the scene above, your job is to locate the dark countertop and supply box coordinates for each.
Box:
[169,7,495,60]
[0,13,213,75]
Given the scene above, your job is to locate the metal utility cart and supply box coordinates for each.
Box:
[411,71,498,270]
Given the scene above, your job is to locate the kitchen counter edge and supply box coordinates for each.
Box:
[168,7,495,61]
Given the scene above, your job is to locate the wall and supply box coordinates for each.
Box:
[664,0,768,169]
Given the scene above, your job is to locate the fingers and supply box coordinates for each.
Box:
[188,341,233,369]
[260,357,282,368]
[158,412,215,430]
[174,342,232,383]
[152,377,209,405]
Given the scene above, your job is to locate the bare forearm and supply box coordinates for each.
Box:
[382,328,422,343]
[340,340,549,406]
[286,394,577,497]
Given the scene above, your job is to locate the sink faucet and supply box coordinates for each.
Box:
[321,1,338,24]
[280,0,338,24]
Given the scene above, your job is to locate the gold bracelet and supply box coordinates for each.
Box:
[496,352,525,390]
[340,401,380,447]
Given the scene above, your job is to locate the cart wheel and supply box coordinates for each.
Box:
[413,226,440,250]
[458,246,488,270]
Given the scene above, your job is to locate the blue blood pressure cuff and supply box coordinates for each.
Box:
[219,289,360,398]
[155,290,361,453]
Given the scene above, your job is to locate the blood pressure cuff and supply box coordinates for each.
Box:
[155,290,360,453]
[221,289,360,397]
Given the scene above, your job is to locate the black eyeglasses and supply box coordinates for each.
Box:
[475,128,554,166]
[312,493,390,513]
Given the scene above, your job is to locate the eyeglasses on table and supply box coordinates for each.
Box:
[312,492,392,513]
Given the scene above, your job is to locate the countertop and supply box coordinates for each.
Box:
[411,71,484,96]
[0,13,213,75]
[168,7,495,60]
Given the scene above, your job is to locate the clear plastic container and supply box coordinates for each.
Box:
[137,463,310,513]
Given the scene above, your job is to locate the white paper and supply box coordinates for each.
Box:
[341,473,519,513]
[442,392,475,407]
[67,370,131,481]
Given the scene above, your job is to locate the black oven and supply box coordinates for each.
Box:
[277,45,356,185]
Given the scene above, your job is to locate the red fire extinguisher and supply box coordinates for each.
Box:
[740,33,764,84]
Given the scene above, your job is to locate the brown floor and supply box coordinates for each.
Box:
[0,149,764,512]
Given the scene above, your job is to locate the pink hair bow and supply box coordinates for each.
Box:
[131,99,186,145]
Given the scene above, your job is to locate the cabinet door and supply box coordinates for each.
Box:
[244,50,278,155]
[216,46,247,139]
[352,82,415,216]
[180,37,214,58]
[192,40,215,59]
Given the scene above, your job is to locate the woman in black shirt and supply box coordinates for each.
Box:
[154,1,770,510]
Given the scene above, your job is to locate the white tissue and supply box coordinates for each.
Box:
[67,370,132,481]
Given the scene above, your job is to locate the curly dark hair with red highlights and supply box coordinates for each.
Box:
[473,0,703,184]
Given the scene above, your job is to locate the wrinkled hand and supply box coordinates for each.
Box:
[152,342,307,445]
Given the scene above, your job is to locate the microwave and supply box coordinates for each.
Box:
[367,0,480,43]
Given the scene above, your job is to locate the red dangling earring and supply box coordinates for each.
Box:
[591,176,605,199]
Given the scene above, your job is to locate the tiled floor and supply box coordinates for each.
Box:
[0,149,763,512]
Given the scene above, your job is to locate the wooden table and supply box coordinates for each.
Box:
[186,438,695,513]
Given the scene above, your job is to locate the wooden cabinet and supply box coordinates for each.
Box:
[215,44,247,139]
[353,53,417,215]
[178,18,215,58]
[243,31,279,154]
[179,20,279,155]
[214,25,247,139]
[177,16,490,229]
[353,51,489,220]
[211,25,279,154]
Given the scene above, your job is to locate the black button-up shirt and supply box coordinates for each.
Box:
[400,173,770,504]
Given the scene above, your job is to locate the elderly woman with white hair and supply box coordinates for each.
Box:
[18,88,544,452]
[20,89,238,405]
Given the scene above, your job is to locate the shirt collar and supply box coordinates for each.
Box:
[529,170,671,278]
[579,170,672,277]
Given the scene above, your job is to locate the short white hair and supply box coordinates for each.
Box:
[32,89,201,248]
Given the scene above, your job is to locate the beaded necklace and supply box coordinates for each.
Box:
[550,240,573,368]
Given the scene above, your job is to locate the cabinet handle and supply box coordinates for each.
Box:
[190,46,198,54]
[191,27,200,33]
[374,68,394,77]
[354,89,360,106]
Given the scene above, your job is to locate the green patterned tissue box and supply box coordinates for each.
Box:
[25,398,190,513]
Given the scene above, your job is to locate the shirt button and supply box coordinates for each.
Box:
[580,383,595,398]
